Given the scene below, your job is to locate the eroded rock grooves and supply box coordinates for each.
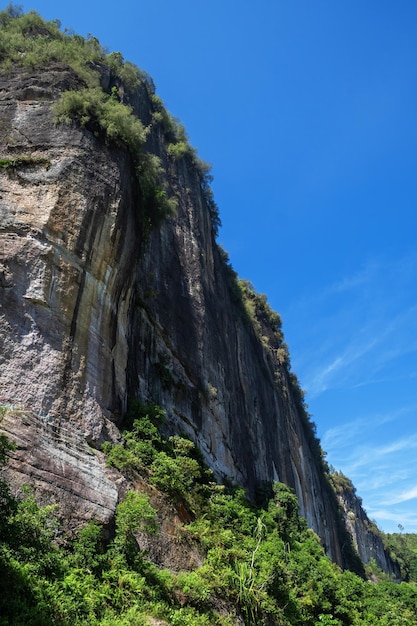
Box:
[0,64,394,573]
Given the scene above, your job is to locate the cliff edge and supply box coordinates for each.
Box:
[0,20,395,576]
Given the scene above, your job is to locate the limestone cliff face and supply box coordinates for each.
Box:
[0,64,391,571]
[0,408,121,529]
[337,484,400,578]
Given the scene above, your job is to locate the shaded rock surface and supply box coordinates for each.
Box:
[0,64,394,573]
[337,486,401,578]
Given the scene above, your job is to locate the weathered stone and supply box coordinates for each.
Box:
[0,408,120,527]
[337,486,400,578]
[0,64,395,572]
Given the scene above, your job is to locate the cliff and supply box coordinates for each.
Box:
[0,34,394,574]
[331,472,401,579]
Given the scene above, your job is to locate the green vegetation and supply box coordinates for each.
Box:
[383,532,417,583]
[237,279,285,348]
[0,5,148,89]
[329,471,358,497]
[0,5,175,232]
[52,86,177,231]
[0,4,221,236]
[1,5,417,624]
[1,410,417,625]
[53,87,147,148]
[190,264,374,577]
[234,279,327,475]
[150,93,221,236]
[0,405,9,420]
[102,402,210,511]
[0,155,51,170]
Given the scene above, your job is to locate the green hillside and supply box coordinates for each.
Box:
[1,405,417,626]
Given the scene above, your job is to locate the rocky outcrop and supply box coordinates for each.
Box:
[336,482,400,578]
[0,407,121,528]
[0,63,395,573]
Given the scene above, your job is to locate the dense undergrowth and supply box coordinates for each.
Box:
[384,533,417,584]
[1,404,417,626]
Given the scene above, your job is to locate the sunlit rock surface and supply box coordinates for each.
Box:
[0,64,394,572]
[0,408,121,527]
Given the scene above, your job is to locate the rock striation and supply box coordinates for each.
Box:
[0,63,394,572]
[336,480,400,579]
[0,408,121,528]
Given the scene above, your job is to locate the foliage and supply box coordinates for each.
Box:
[1,7,417,624]
[106,51,144,92]
[150,92,221,236]
[216,244,243,304]
[53,87,146,148]
[237,279,284,348]
[0,5,176,232]
[200,169,222,236]
[213,274,361,576]
[0,430,15,463]
[0,428,417,625]
[114,491,159,561]
[0,5,104,84]
[0,432,17,537]
[329,471,357,496]
[234,280,332,490]
[0,155,50,170]
[383,532,417,582]
[0,6,221,236]
[103,402,209,510]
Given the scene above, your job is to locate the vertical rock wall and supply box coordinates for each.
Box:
[0,64,392,571]
[0,66,138,442]
[337,485,400,577]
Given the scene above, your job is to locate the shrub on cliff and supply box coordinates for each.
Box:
[0,5,223,236]
[0,5,177,231]
[103,402,208,510]
[53,87,147,148]
[0,5,104,84]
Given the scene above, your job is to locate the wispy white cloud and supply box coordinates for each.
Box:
[385,485,417,505]
[307,311,417,397]
[282,252,417,533]
[365,507,417,533]
[322,407,411,453]
[330,432,417,474]
[329,260,379,295]
[306,356,344,396]
[287,253,417,398]
[305,334,381,396]
[323,415,378,451]
[363,469,411,492]
[323,419,417,532]
[350,369,417,389]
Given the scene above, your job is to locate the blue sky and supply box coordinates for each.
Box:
[17,0,417,533]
